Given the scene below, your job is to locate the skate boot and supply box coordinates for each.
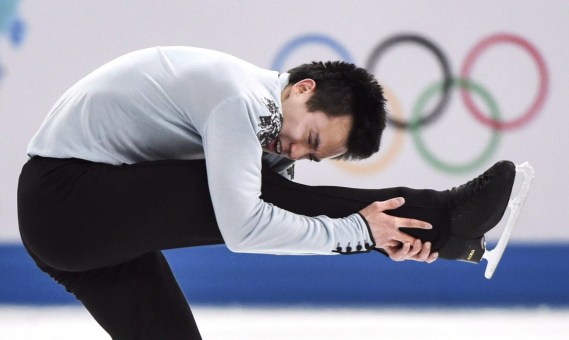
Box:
[439,161,534,279]
[449,160,516,239]
[439,161,515,263]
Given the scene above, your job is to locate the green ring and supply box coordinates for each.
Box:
[410,78,501,174]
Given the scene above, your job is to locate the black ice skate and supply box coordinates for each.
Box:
[440,161,534,279]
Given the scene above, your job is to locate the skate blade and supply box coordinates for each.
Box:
[482,162,535,279]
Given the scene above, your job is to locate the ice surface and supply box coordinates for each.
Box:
[1,305,567,340]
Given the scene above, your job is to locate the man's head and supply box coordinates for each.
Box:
[266,61,387,162]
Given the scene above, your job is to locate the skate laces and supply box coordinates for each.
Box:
[449,172,490,209]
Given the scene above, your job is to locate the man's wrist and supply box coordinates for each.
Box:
[356,212,376,249]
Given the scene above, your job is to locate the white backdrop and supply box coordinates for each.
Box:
[1,0,567,242]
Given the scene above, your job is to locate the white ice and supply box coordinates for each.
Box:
[1,305,568,340]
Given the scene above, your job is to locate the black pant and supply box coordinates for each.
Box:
[18,157,451,339]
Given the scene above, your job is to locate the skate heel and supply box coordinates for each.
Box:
[482,162,535,279]
[438,234,486,263]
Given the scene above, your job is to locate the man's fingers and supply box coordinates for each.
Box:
[407,239,422,257]
[386,240,400,247]
[374,197,406,212]
[387,241,411,262]
[413,243,438,263]
[427,252,439,263]
[383,241,439,263]
[396,242,411,261]
[413,241,431,261]
[395,216,432,230]
[394,231,418,246]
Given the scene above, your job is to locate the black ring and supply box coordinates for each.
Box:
[366,34,453,130]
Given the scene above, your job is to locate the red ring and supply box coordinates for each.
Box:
[460,33,548,130]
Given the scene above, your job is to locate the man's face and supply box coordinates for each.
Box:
[263,79,352,161]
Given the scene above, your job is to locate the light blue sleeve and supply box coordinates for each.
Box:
[202,96,374,255]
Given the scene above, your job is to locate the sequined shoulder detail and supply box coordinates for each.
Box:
[256,97,283,147]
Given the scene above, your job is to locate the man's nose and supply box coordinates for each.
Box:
[289,143,310,160]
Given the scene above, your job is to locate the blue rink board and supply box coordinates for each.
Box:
[1,243,568,307]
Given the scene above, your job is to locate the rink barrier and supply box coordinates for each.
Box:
[0,243,568,306]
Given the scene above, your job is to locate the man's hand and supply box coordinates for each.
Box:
[359,197,439,263]
[383,239,438,263]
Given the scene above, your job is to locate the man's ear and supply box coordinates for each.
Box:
[294,78,316,94]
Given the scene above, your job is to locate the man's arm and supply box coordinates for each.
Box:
[262,152,439,262]
[202,97,373,255]
[202,96,437,261]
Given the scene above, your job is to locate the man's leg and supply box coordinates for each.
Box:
[260,161,516,262]
[18,156,511,266]
[18,157,223,338]
[23,243,202,340]
[17,156,513,338]
[18,157,224,272]
[17,156,454,339]
[260,165,451,251]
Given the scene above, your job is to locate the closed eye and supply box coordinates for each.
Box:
[312,133,321,162]
[308,132,321,162]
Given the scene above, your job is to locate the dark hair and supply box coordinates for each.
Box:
[287,61,386,161]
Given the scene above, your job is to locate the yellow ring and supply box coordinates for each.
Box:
[334,85,405,175]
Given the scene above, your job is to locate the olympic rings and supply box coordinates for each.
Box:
[460,33,549,130]
[334,86,406,174]
[366,34,452,130]
[411,78,501,174]
[270,32,548,174]
[271,34,354,71]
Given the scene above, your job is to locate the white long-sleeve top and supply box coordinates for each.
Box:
[27,46,374,255]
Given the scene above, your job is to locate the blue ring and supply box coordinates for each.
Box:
[271,33,354,71]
